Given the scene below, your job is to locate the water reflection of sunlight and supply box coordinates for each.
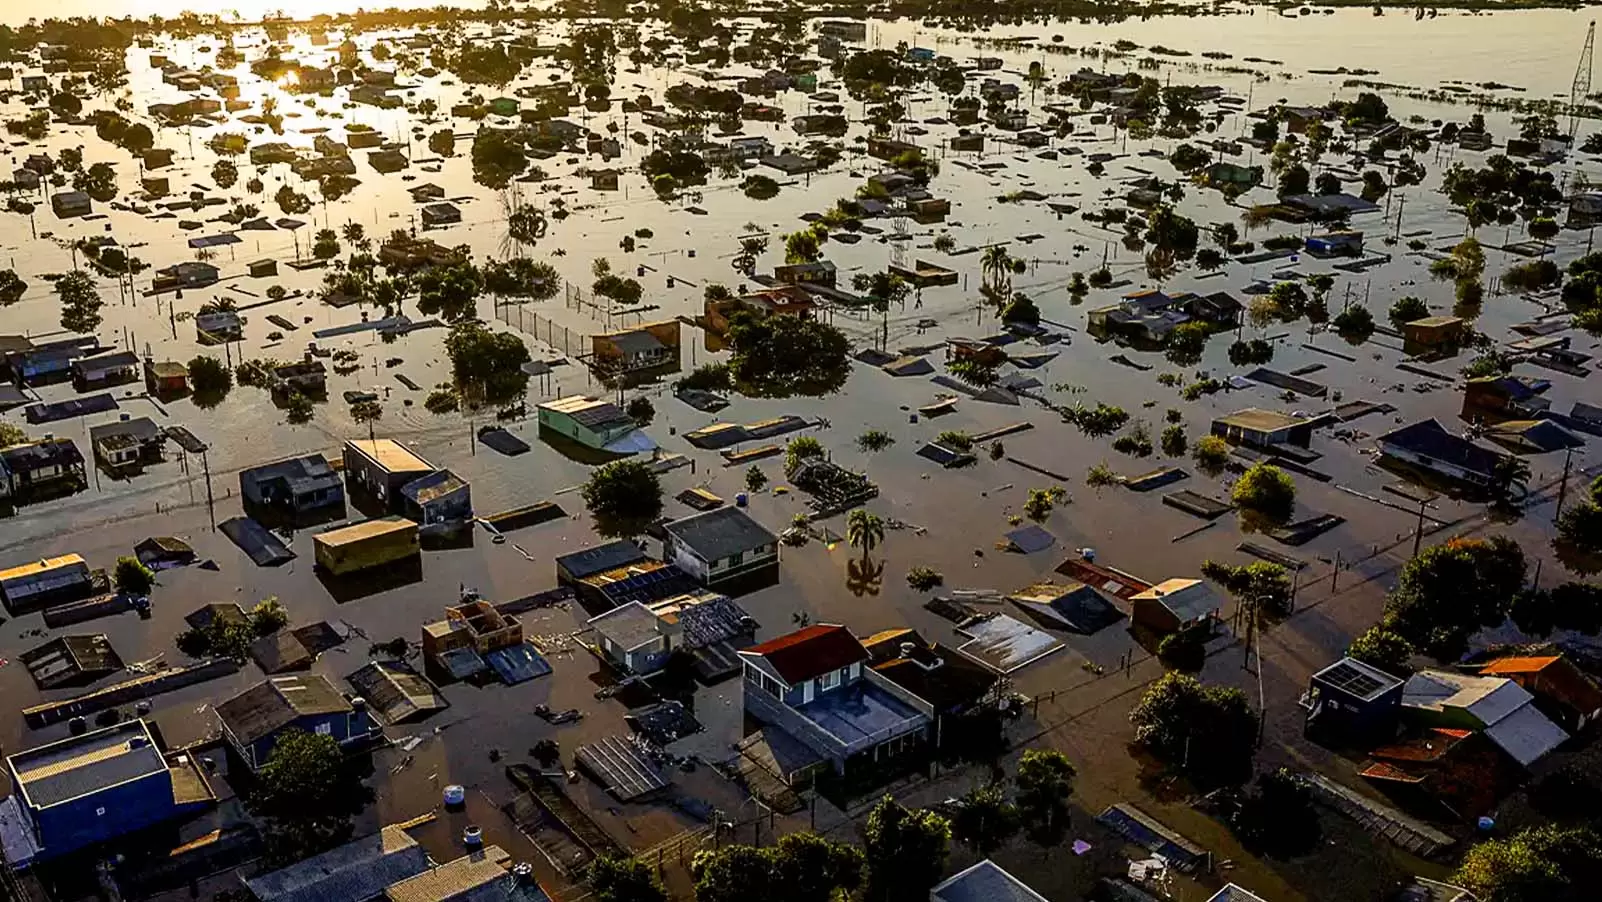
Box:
[5,0,482,27]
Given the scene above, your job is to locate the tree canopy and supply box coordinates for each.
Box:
[692,833,862,902]
[863,797,950,902]
[1383,536,1527,658]
[725,310,850,398]
[1456,826,1602,902]
[444,322,529,408]
[1130,672,1257,787]
[246,729,374,867]
[581,459,664,538]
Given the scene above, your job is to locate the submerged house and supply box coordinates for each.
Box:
[739,624,930,781]
[1377,419,1505,489]
[399,469,472,533]
[0,719,216,866]
[662,507,780,590]
[1302,656,1406,747]
[1211,408,1315,450]
[1402,669,1569,768]
[1480,655,1602,734]
[536,396,653,454]
[590,321,681,377]
[0,438,87,499]
[240,454,345,516]
[216,674,379,772]
[88,416,164,471]
[1130,578,1220,635]
[343,439,436,511]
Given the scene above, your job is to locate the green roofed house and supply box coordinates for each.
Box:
[536,396,655,454]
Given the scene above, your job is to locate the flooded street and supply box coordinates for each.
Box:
[0,4,1598,902]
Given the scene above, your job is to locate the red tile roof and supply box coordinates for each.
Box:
[745,624,868,685]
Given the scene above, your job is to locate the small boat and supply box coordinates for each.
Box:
[919,397,959,417]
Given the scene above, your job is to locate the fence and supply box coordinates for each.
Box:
[496,301,589,357]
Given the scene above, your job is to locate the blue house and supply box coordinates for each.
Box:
[0,719,216,866]
[215,674,379,772]
[738,624,930,782]
[1302,657,1406,747]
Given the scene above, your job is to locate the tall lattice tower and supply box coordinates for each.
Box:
[1573,21,1595,140]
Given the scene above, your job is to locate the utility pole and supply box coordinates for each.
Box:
[202,448,215,530]
[1413,496,1428,558]
[1554,446,1577,520]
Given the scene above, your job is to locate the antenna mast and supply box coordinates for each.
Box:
[1572,21,1595,140]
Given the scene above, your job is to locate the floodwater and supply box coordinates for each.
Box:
[0,7,1597,902]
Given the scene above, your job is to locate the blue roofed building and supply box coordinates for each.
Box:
[215,674,379,772]
[0,719,216,866]
[738,624,930,782]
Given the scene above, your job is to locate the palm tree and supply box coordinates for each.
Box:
[981,245,1013,295]
[341,221,368,251]
[1492,454,1531,502]
[846,509,885,563]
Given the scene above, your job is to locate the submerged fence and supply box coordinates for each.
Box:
[496,301,588,357]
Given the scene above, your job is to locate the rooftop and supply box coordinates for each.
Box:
[744,624,869,685]
[663,506,778,562]
[793,680,927,748]
[346,438,435,475]
[931,860,1049,902]
[0,554,88,584]
[216,674,355,746]
[401,468,468,506]
[243,454,342,493]
[90,416,162,446]
[1379,419,1504,478]
[1131,578,1221,621]
[244,825,429,902]
[384,846,531,902]
[1482,655,1602,715]
[1403,670,1531,722]
[555,540,650,581]
[537,396,635,431]
[586,601,663,652]
[8,720,166,810]
[1313,657,1405,702]
[1214,407,1308,433]
[315,516,418,548]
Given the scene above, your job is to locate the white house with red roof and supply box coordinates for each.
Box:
[738,624,931,780]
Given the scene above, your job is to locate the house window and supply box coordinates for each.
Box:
[315,722,333,735]
[729,551,744,568]
[761,673,781,698]
[819,669,841,692]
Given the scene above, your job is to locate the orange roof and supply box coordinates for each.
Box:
[1360,761,1424,784]
[1370,728,1473,763]
[1481,656,1561,675]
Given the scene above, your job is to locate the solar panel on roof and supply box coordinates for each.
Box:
[571,403,628,428]
[1321,661,1386,699]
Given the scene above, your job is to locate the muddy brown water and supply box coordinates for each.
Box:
[0,10,1598,901]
